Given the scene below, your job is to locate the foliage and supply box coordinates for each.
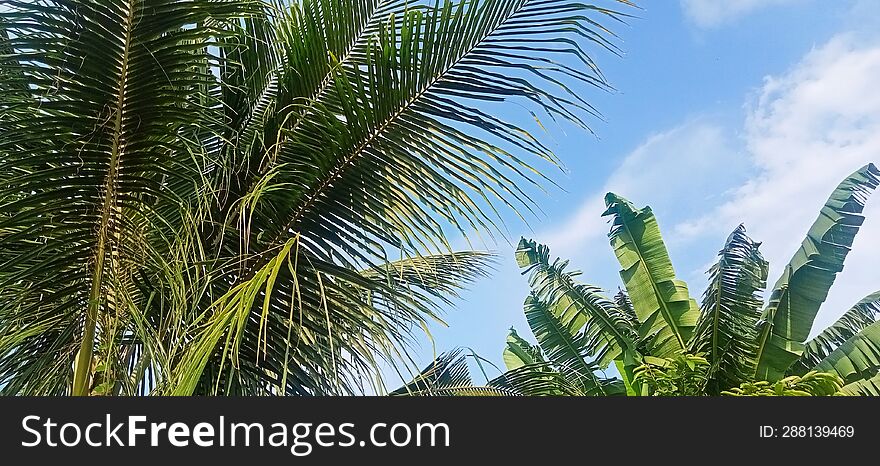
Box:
[632,353,709,396]
[722,372,843,397]
[603,193,701,358]
[0,0,634,395]
[482,163,880,396]
[754,165,880,380]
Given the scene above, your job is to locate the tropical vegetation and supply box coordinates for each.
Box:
[0,0,634,395]
[409,163,880,396]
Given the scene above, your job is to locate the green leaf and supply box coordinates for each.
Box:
[754,163,880,381]
[523,294,605,394]
[0,0,634,396]
[690,225,768,392]
[614,359,637,396]
[515,238,639,369]
[503,328,543,371]
[837,373,880,396]
[390,349,513,396]
[789,291,880,375]
[0,0,260,395]
[603,193,701,358]
[815,320,880,385]
[488,362,583,396]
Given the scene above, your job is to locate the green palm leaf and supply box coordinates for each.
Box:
[754,163,880,381]
[390,349,511,396]
[502,328,544,370]
[187,0,632,395]
[691,225,768,392]
[837,373,880,396]
[1,0,634,395]
[166,244,493,395]
[814,320,880,385]
[603,193,701,358]
[360,251,494,305]
[789,291,880,375]
[191,0,632,396]
[489,362,620,396]
[516,238,639,369]
[0,0,259,395]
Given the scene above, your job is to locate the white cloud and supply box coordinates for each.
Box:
[680,0,803,28]
[545,33,880,336]
[676,33,880,333]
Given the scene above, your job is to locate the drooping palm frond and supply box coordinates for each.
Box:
[163,245,495,395]
[789,291,880,375]
[814,320,880,385]
[360,251,495,305]
[393,348,595,396]
[244,0,633,263]
[489,361,613,396]
[391,349,516,396]
[516,238,639,369]
[183,0,633,395]
[1,0,634,395]
[602,193,701,359]
[754,163,880,381]
[0,0,260,395]
[690,225,768,393]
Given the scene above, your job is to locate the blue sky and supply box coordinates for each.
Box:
[394,0,880,383]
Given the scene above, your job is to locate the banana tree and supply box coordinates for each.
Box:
[497,163,880,395]
[0,0,634,395]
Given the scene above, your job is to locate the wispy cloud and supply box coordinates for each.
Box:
[676,33,880,332]
[680,0,804,28]
[543,33,880,334]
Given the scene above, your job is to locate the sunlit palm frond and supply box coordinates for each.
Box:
[0,0,259,395]
[690,225,768,393]
[603,193,701,359]
[789,291,880,375]
[0,0,632,395]
[754,163,880,381]
[188,0,632,394]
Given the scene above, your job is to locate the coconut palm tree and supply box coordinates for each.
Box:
[0,0,634,395]
[484,163,880,395]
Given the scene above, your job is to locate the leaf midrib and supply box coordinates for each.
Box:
[618,212,687,352]
[268,0,530,249]
[549,267,634,357]
[71,0,137,396]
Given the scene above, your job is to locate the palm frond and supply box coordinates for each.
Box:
[754,163,880,381]
[603,193,701,359]
[814,320,880,385]
[690,225,768,392]
[0,0,633,395]
[184,0,632,395]
[391,349,516,396]
[516,238,638,369]
[489,362,592,396]
[789,291,880,375]
[0,0,259,395]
